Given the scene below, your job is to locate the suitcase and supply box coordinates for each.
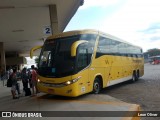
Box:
[25,88,31,96]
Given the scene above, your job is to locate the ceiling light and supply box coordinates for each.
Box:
[12,30,24,32]
[18,40,29,43]
[0,6,15,9]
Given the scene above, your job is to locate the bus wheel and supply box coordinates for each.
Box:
[93,78,101,94]
[131,71,137,82]
[136,70,139,80]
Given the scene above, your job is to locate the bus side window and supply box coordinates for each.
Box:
[96,36,111,56]
[77,44,89,71]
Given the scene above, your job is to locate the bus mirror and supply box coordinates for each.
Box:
[71,40,88,57]
[30,45,42,59]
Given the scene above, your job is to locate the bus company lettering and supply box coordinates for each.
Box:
[132,60,142,63]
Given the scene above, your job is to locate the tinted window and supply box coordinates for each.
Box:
[96,36,143,58]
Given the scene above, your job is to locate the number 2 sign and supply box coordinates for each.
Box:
[44,26,52,35]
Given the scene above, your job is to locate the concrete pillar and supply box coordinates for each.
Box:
[0,42,6,73]
[49,5,59,35]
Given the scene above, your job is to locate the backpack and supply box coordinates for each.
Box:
[7,74,13,87]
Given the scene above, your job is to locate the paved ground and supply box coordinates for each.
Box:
[101,63,160,120]
[0,83,139,120]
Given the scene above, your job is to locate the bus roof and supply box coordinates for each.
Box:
[47,29,98,40]
[47,29,142,49]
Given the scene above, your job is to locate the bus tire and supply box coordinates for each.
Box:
[93,78,101,94]
[136,70,139,80]
[131,71,137,82]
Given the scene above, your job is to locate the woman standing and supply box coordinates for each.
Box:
[31,65,38,96]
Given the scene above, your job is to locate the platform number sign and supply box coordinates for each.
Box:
[44,26,52,35]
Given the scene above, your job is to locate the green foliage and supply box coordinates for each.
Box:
[148,48,160,56]
[144,48,160,58]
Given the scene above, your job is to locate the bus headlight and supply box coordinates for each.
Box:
[66,81,71,85]
[37,79,41,82]
[64,76,81,86]
[39,76,81,87]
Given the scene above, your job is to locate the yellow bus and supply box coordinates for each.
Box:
[30,29,144,97]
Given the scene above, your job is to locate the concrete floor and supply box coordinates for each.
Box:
[0,80,140,120]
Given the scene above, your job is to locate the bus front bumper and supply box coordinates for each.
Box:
[37,82,79,97]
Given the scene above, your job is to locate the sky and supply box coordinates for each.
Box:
[65,0,160,52]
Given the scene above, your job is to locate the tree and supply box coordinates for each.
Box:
[147,48,160,57]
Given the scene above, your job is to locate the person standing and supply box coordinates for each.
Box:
[31,65,38,96]
[27,69,32,88]
[9,67,13,76]
[21,68,29,91]
[11,68,19,99]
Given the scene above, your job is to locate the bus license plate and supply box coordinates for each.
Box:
[48,89,54,93]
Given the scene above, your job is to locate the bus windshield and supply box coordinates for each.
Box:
[38,34,97,78]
